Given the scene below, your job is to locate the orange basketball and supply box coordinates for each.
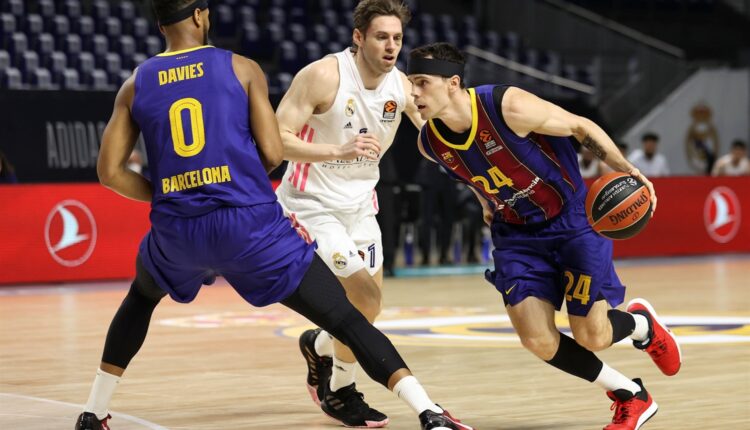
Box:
[585,172,652,239]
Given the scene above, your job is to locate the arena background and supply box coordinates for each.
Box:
[0,1,748,429]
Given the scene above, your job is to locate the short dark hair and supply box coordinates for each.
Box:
[641,132,659,142]
[352,0,411,35]
[731,139,747,150]
[151,0,195,24]
[409,42,466,88]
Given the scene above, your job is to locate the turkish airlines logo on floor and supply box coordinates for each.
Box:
[704,187,741,244]
[44,200,97,267]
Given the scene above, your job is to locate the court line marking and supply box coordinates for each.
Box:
[0,393,168,430]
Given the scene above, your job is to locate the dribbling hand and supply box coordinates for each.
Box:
[335,133,381,160]
[628,167,657,215]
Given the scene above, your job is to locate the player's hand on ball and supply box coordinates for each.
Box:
[337,133,381,160]
[628,167,657,214]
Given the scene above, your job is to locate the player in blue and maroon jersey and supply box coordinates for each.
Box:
[407,43,681,430]
[74,3,473,430]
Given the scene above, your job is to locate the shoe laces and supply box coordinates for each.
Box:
[647,333,669,359]
[610,398,635,423]
[331,385,371,415]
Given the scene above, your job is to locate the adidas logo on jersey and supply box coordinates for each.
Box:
[343,122,353,129]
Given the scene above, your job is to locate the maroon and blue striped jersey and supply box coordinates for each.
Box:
[132,46,277,217]
[420,85,585,225]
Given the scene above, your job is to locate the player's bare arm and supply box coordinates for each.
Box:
[232,54,283,173]
[97,71,152,202]
[276,57,381,162]
[501,86,657,211]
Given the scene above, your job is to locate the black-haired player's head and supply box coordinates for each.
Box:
[406,42,466,120]
[151,0,210,45]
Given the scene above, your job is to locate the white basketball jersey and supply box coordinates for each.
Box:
[277,49,406,212]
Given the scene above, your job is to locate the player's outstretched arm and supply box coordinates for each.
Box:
[501,87,657,212]
[97,71,152,202]
[232,55,283,173]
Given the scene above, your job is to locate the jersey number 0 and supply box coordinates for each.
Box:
[169,97,206,157]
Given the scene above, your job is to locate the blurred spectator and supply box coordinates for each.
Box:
[601,142,628,174]
[0,150,18,183]
[628,132,669,177]
[578,147,605,178]
[711,140,750,176]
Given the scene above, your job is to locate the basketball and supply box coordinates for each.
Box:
[585,172,652,239]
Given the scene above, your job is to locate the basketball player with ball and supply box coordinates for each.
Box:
[407,42,681,430]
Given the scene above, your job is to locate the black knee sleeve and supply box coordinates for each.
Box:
[326,307,408,387]
[607,309,636,345]
[281,254,407,387]
[546,332,603,382]
[101,257,165,368]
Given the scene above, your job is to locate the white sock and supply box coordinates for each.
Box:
[83,368,121,420]
[630,313,650,342]
[594,363,640,396]
[393,375,442,414]
[330,357,358,391]
[315,330,334,357]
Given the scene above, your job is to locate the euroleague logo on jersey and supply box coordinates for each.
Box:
[382,100,397,121]
[44,200,97,267]
[703,187,741,243]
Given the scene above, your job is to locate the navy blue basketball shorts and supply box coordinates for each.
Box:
[139,203,316,307]
[487,197,625,316]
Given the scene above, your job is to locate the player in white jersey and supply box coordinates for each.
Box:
[275,1,426,428]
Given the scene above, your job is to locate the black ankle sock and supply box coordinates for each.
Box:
[608,309,636,345]
[545,332,603,382]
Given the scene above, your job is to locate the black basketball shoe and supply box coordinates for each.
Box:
[299,328,332,405]
[419,408,474,430]
[75,412,111,430]
[320,383,389,428]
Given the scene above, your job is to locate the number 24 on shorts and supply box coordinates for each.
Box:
[563,271,591,305]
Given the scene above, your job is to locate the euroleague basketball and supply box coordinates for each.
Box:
[585,172,652,239]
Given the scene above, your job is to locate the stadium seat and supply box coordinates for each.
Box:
[103,52,121,83]
[421,29,437,45]
[105,17,121,39]
[276,72,293,93]
[338,0,355,11]
[77,52,95,81]
[443,30,459,47]
[19,51,40,82]
[3,67,23,89]
[287,23,307,44]
[416,14,435,32]
[237,6,256,27]
[404,27,420,48]
[75,16,95,50]
[62,0,82,20]
[52,15,70,38]
[484,31,501,53]
[1,14,16,45]
[49,51,68,83]
[91,68,110,90]
[144,36,163,57]
[31,68,55,89]
[61,67,80,90]
[63,34,82,58]
[240,23,261,57]
[258,23,283,59]
[459,31,480,49]
[5,0,23,18]
[38,0,56,19]
[302,41,322,64]
[321,10,339,28]
[92,0,109,22]
[36,33,56,65]
[287,7,307,26]
[268,8,285,25]
[92,34,109,63]
[279,41,300,74]
[215,4,236,38]
[25,14,44,39]
[116,69,131,86]
[437,14,454,34]
[334,25,350,45]
[312,24,331,45]
[118,35,136,62]
[327,41,344,55]
[0,50,9,71]
[9,33,28,63]
[131,52,147,67]
[116,1,136,22]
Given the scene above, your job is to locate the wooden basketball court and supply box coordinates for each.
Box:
[1,255,748,429]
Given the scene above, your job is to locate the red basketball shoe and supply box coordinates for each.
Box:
[603,378,658,430]
[627,298,682,376]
